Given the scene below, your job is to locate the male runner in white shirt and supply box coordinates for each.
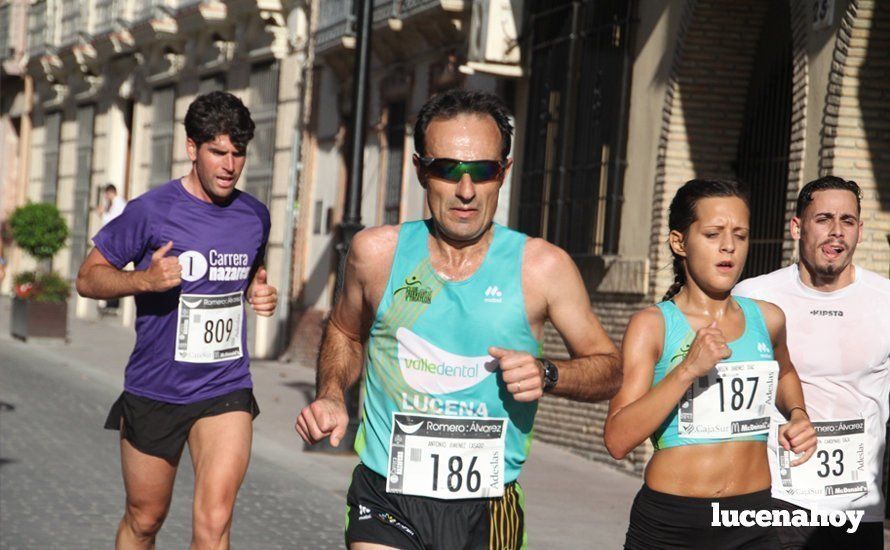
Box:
[735,176,890,549]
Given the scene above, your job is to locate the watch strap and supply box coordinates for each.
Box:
[540,358,558,392]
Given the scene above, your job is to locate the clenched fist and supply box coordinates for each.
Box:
[681,321,732,378]
[143,241,181,292]
[489,346,545,402]
[778,408,818,467]
[296,397,350,447]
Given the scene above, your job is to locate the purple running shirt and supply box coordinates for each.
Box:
[92,179,270,404]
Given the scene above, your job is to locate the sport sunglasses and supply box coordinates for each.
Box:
[415,155,509,183]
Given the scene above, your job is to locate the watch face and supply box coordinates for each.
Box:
[543,360,558,390]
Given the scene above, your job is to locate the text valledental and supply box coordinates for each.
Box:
[401,358,483,377]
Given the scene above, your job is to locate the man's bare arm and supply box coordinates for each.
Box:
[316,318,364,402]
[296,226,396,446]
[532,240,622,402]
[314,237,371,402]
[75,242,181,299]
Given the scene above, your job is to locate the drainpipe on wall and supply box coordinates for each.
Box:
[277,57,309,357]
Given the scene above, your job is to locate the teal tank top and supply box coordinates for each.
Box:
[651,296,774,450]
[356,220,541,483]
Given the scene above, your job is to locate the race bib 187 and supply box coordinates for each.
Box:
[678,360,778,439]
[175,291,244,363]
[777,418,868,498]
[386,413,507,500]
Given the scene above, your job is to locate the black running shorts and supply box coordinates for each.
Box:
[625,484,781,549]
[345,463,526,549]
[104,388,259,460]
[771,498,883,549]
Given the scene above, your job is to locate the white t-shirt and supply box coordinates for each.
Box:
[102,196,127,227]
[734,264,890,522]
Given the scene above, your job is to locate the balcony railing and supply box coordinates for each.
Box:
[27,0,48,57]
[400,0,447,18]
[59,0,82,46]
[316,0,466,51]
[372,0,399,24]
[315,0,354,50]
[0,3,10,60]
[94,0,118,35]
[134,0,176,23]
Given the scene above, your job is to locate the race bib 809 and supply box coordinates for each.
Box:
[174,291,244,363]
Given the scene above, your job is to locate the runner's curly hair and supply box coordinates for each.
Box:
[185,91,255,151]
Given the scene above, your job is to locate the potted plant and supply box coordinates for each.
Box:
[8,202,69,341]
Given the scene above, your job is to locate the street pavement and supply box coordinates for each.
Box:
[0,296,640,549]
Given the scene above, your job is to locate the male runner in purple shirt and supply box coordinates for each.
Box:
[76,91,278,549]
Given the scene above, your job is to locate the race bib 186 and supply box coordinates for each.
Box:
[777,418,868,498]
[386,413,507,500]
[175,291,243,363]
[678,360,778,439]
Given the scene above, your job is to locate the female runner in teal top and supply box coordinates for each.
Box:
[604,179,817,549]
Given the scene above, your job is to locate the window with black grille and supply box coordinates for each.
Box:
[149,86,175,188]
[518,0,632,263]
[0,3,10,57]
[69,104,95,278]
[383,101,406,226]
[42,111,62,205]
[245,60,279,206]
[736,0,792,279]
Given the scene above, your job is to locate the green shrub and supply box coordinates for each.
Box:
[9,203,71,302]
[9,202,68,261]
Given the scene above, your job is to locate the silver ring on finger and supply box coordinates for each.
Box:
[515,381,521,392]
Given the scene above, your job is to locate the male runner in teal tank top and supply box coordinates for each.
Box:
[296,89,622,549]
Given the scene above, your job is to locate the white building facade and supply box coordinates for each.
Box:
[2,0,313,358]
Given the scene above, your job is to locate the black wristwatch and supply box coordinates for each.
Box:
[539,358,559,393]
